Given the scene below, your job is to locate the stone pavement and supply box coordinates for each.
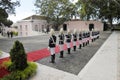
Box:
[37,31,110,75]
[0,51,9,59]
[30,31,119,80]
[78,31,118,80]
[117,31,120,80]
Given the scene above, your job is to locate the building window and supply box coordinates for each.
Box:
[25,25,27,31]
[35,25,38,31]
[20,25,22,31]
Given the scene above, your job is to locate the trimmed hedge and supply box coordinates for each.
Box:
[13,31,18,36]
[1,61,37,80]
[9,40,28,71]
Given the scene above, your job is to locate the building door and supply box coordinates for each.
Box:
[89,24,94,31]
[63,24,67,31]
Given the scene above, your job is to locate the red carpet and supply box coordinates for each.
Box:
[0,38,92,63]
[27,42,73,61]
[0,39,90,63]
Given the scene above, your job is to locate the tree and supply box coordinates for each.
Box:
[9,40,28,71]
[76,0,120,28]
[34,0,75,30]
[0,0,20,27]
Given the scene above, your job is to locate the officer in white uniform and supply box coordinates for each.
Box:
[48,29,57,63]
[58,28,64,58]
[65,29,72,54]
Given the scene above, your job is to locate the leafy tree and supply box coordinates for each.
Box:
[34,0,75,30]
[0,0,20,27]
[76,0,120,28]
[9,40,28,71]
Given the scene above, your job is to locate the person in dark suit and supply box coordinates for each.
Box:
[72,29,77,51]
[65,29,71,54]
[58,28,64,58]
[78,30,82,49]
[7,31,10,38]
[10,31,13,38]
[48,29,57,63]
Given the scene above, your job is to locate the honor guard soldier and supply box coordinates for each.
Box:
[65,29,72,54]
[96,31,100,39]
[86,31,90,45]
[72,29,77,51]
[78,30,82,49]
[82,31,86,47]
[91,29,95,42]
[48,29,57,63]
[58,28,64,58]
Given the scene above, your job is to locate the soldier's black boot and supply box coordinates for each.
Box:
[60,51,63,58]
[53,54,55,63]
[79,44,81,49]
[92,39,93,42]
[68,48,70,54]
[83,43,85,47]
[87,40,89,44]
[73,46,76,51]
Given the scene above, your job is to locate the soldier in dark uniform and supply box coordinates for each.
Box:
[85,32,88,46]
[96,31,100,39]
[72,29,77,51]
[82,31,86,47]
[65,29,71,54]
[58,28,64,58]
[91,30,95,42]
[48,29,57,63]
[86,31,90,45]
[78,30,82,49]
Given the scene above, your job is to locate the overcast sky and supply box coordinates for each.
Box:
[8,0,78,23]
[8,0,35,23]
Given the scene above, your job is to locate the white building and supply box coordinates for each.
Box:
[14,15,104,37]
[16,15,48,37]
[63,20,104,32]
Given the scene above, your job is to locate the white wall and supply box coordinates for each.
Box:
[16,19,47,37]
[65,20,103,32]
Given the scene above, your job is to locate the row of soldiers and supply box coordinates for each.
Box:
[48,28,100,63]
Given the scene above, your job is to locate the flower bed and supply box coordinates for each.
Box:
[0,66,10,78]
[1,61,37,80]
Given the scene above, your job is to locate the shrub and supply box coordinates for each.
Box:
[13,31,18,36]
[9,40,28,71]
[1,61,37,80]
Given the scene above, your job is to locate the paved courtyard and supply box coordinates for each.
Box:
[0,31,111,75]
[0,34,49,53]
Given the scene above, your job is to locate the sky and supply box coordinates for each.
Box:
[8,0,78,23]
[8,0,36,23]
